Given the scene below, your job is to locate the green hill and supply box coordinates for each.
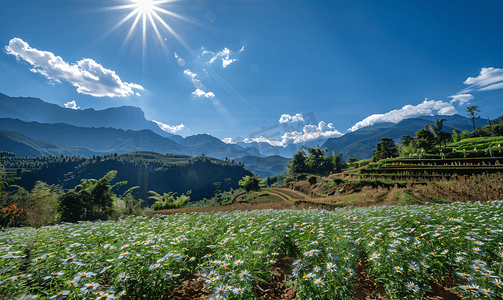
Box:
[2,151,253,205]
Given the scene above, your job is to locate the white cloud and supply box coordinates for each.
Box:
[183,69,197,78]
[449,94,473,106]
[241,121,343,147]
[205,47,243,68]
[192,88,215,98]
[222,58,237,68]
[152,120,185,133]
[5,38,143,97]
[279,113,305,123]
[64,100,79,109]
[348,99,458,132]
[222,137,236,144]
[135,92,141,96]
[284,121,343,143]
[462,67,503,92]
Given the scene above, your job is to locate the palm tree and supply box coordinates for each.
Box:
[466,106,481,132]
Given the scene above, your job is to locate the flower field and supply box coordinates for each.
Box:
[1,201,503,299]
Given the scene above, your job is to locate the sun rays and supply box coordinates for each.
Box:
[98,0,197,68]
[134,0,155,14]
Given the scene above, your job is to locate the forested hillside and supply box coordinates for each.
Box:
[1,151,253,205]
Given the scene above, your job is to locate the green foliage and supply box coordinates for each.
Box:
[287,147,346,176]
[287,149,309,175]
[119,186,143,215]
[413,128,435,151]
[57,190,88,222]
[0,163,20,196]
[427,119,451,148]
[466,105,481,132]
[57,170,125,222]
[149,190,191,211]
[1,151,251,205]
[373,137,399,161]
[239,175,260,192]
[400,191,426,205]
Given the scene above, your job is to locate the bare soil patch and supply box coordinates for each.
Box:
[167,273,210,300]
[252,257,296,300]
[354,260,388,300]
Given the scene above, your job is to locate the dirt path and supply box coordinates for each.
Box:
[329,163,374,179]
[269,187,310,200]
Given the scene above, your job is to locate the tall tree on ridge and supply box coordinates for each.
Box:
[466,105,481,132]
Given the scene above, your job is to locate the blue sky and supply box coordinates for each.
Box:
[1,0,503,148]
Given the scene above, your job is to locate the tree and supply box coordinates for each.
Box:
[413,128,435,151]
[57,191,88,222]
[57,170,126,222]
[466,105,481,132]
[428,119,451,148]
[239,175,260,192]
[401,135,414,147]
[306,147,326,175]
[0,163,20,196]
[287,148,308,175]
[213,182,222,202]
[373,137,399,161]
[349,158,358,164]
[452,129,461,142]
[331,153,345,173]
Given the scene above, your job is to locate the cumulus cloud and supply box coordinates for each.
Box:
[462,67,503,92]
[449,94,474,106]
[279,113,305,123]
[238,121,343,147]
[203,46,243,68]
[4,38,143,97]
[348,99,458,132]
[183,69,197,79]
[64,100,80,109]
[283,121,343,144]
[192,89,215,98]
[222,137,235,144]
[222,58,237,68]
[152,120,186,133]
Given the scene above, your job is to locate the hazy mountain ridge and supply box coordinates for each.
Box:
[0,92,491,174]
[0,117,271,162]
[0,130,108,157]
[0,92,178,139]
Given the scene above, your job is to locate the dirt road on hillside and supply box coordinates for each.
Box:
[269,187,309,200]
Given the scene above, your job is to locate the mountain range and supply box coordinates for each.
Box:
[0,92,491,176]
[0,92,180,140]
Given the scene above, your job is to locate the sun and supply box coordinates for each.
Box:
[134,0,154,14]
[99,0,196,68]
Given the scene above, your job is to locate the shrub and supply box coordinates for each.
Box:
[57,170,126,222]
[149,191,190,211]
[239,175,260,192]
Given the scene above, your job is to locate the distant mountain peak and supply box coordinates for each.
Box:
[0,92,172,138]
